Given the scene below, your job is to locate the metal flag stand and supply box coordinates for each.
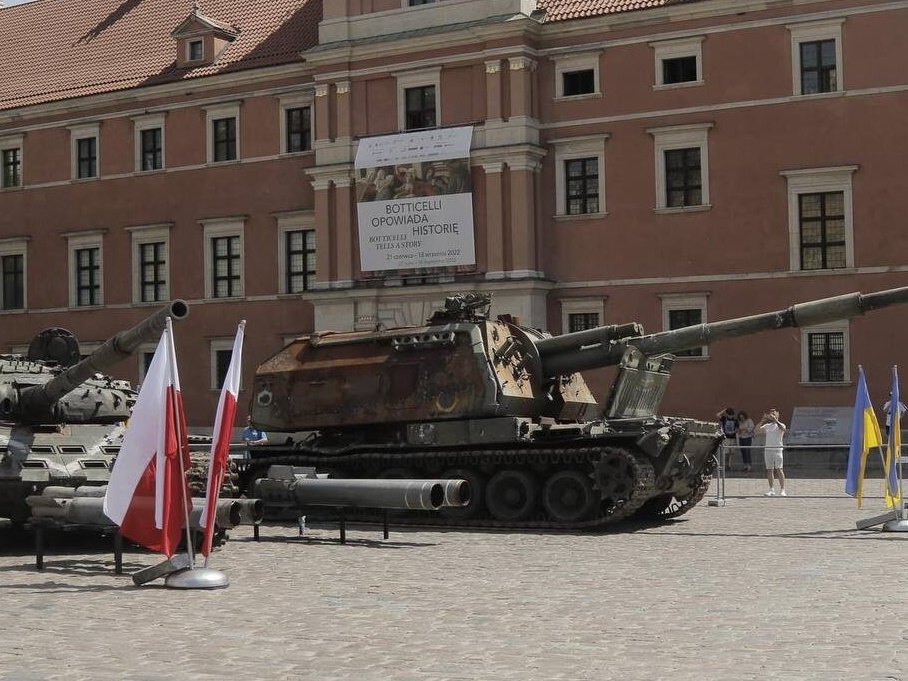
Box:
[882,364,907,532]
[162,316,228,589]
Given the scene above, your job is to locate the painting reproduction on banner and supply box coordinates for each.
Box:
[354,126,475,272]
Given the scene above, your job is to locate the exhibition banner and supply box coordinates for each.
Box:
[354,126,475,272]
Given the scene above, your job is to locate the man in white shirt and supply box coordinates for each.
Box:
[757,408,787,497]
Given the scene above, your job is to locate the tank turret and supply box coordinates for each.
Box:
[0,300,189,523]
[245,287,908,530]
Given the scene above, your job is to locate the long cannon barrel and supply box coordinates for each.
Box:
[539,286,908,376]
[20,299,189,410]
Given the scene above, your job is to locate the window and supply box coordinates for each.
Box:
[0,135,23,188]
[664,148,701,208]
[661,294,708,358]
[0,239,27,311]
[395,68,441,131]
[648,123,712,211]
[405,86,436,130]
[133,113,165,172]
[781,166,856,271]
[66,231,104,307]
[205,103,241,163]
[562,70,595,96]
[801,324,848,383]
[139,347,156,384]
[799,192,846,270]
[69,123,100,180]
[551,135,609,217]
[561,298,605,335]
[210,338,239,390]
[651,36,704,88]
[788,19,844,95]
[408,0,439,5]
[213,118,236,162]
[565,158,599,215]
[128,223,170,303]
[188,39,204,62]
[279,92,315,154]
[277,211,317,293]
[553,52,601,99]
[201,217,245,299]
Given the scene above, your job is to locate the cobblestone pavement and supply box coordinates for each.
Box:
[0,479,906,681]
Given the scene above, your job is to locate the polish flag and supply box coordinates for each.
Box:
[103,320,191,557]
[200,320,245,559]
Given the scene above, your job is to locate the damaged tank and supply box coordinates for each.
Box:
[246,287,908,529]
[0,300,190,524]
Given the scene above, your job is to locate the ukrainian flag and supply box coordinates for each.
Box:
[885,366,902,509]
[845,366,883,508]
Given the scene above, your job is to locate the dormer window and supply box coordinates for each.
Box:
[171,3,239,69]
[188,39,204,62]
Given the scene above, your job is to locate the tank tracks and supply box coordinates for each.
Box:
[237,443,713,531]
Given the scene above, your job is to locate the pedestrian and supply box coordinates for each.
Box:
[736,410,755,472]
[716,407,738,471]
[757,408,787,496]
[242,415,268,447]
[881,392,907,437]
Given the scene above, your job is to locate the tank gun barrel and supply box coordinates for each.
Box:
[539,286,908,376]
[20,299,189,410]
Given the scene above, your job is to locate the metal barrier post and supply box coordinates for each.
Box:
[709,441,728,507]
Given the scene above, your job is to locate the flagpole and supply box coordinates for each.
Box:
[166,316,197,568]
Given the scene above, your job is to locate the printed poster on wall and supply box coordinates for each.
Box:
[354,126,475,272]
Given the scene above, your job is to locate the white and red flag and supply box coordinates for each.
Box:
[200,320,245,559]
[103,319,192,557]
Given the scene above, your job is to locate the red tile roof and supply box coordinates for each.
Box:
[536,0,696,22]
[0,0,321,111]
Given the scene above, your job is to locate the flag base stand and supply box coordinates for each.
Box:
[882,517,908,532]
[165,566,229,589]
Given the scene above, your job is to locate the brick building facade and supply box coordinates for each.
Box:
[1,0,906,428]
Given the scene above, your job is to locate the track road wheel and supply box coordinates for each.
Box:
[485,469,539,522]
[440,468,486,520]
[542,469,597,524]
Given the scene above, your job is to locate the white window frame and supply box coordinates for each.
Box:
[278,92,315,155]
[651,36,704,88]
[65,230,105,307]
[201,217,245,299]
[126,223,171,304]
[660,293,708,359]
[553,52,601,99]
[788,19,845,96]
[551,134,609,217]
[0,237,28,310]
[132,113,166,173]
[394,68,441,131]
[800,322,850,384]
[0,134,24,189]
[780,165,857,272]
[648,123,712,212]
[205,102,241,164]
[275,211,316,294]
[561,298,604,334]
[210,337,238,391]
[68,122,101,181]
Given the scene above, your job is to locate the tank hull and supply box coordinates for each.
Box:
[237,415,721,529]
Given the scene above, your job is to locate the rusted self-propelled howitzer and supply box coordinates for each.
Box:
[247,287,908,530]
[0,300,190,524]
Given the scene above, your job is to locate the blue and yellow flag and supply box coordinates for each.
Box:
[885,366,902,508]
[845,366,883,507]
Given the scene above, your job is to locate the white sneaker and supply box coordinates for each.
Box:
[764,489,776,497]
[780,490,788,497]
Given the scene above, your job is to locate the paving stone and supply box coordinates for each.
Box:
[0,479,905,681]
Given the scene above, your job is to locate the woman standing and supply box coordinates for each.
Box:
[736,411,755,472]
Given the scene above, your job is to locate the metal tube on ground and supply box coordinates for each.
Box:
[253,477,447,510]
